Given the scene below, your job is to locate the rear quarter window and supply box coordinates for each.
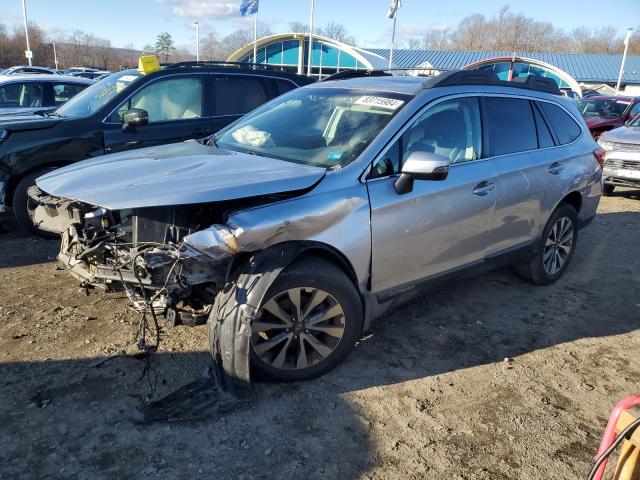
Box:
[538,101,582,145]
[214,76,269,116]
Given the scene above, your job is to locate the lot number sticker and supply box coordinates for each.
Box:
[355,96,404,111]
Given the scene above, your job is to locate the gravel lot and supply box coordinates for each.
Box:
[1,190,639,479]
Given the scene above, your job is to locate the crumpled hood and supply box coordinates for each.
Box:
[36,140,326,210]
[600,125,640,144]
[0,112,61,131]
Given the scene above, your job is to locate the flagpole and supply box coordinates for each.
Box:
[307,0,315,76]
[616,28,633,95]
[253,7,258,68]
[389,14,396,69]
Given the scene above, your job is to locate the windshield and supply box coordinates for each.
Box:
[55,70,143,118]
[578,99,631,119]
[216,88,411,168]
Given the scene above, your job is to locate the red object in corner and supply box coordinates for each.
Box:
[592,394,640,480]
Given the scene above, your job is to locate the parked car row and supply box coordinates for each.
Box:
[0,74,93,115]
[578,95,640,139]
[16,66,603,381]
[0,65,111,77]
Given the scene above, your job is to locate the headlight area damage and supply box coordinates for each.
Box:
[28,185,311,418]
[31,185,233,328]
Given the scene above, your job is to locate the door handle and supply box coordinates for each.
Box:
[548,162,565,175]
[125,140,142,148]
[473,181,495,196]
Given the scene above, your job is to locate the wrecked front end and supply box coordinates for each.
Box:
[30,185,237,327]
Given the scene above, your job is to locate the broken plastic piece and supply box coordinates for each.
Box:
[182,225,238,260]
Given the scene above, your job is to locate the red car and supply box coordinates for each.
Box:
[578,95,640,139]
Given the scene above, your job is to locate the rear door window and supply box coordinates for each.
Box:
[485,97,537,156]
[538,101,582,144]
[213,76,269,116]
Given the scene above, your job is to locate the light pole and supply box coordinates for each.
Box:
[615,28,634,95]
[307,0,315,76]
[52,42,59,70]
[193,21,200,62]
[21,0,32,66]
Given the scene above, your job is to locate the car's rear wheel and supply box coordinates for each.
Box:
[517,203,578,286]
[250,258,363,382]
[12,169,57,238]
[602,184,615,196]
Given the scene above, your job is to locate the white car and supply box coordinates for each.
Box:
[598,115,640,195]
[0,74,93,115]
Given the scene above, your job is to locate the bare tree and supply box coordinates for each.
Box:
[288,21,308,33]
[422,29,451,50]
[570,26,620,54]
[321,21,355,44]
[200,32,222,61]
[406,38,422,50]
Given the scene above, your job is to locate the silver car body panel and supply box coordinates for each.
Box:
[600,126,640,184]
[34,77,602,325]
[36,141,326,209]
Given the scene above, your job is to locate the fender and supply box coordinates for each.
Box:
[208,243,304,393]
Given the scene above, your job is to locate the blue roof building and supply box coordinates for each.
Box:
[229,33,640,96]
[369,49,640,89]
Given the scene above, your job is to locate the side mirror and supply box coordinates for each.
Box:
[625,114,637,125]
[122,108,148,132]
[394,151,452,195]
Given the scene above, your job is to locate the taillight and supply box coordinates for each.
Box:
[593,147,606,168]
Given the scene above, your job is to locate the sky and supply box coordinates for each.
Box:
[1,0,639,52]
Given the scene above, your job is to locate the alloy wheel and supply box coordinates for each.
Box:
[543,216,574,276]
[251,287,346,370]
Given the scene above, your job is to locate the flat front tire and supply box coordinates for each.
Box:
[250,258,363,382]
[517,203,578,286]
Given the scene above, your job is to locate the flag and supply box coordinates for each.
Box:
[386,0,401,19]
[240,0,259,16]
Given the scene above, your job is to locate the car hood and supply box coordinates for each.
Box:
[585,116,619,129]
[0,112,62,131]
[0,106,55,117]
[600,125,640,144]
[36,140,326,210]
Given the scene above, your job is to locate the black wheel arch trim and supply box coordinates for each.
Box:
[209,241,369,392]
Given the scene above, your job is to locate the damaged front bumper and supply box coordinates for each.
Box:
[30,185,235,326]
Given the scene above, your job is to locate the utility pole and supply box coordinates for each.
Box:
[193,21,200,62]
[21,0,32,66]
[615,28,634,95]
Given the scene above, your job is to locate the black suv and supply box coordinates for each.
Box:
[0,61,314,234]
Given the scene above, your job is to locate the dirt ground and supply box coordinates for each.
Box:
[1,190,639,480]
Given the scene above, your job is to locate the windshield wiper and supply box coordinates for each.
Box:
[204,134,219,147]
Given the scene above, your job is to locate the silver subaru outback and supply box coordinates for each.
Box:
[30,70,603,384]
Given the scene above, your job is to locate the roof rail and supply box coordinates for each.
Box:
[164,60,300,73]
[423,70,561,95]
[321,68,561,95]
[320,69,392,82]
